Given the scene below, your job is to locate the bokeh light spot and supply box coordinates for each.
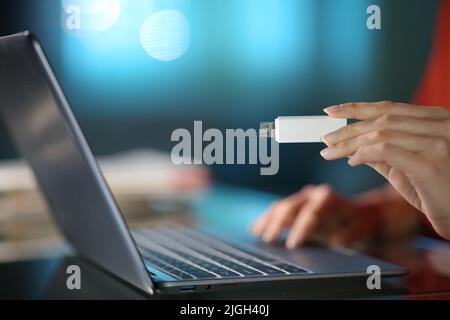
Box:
[140,10,191,62]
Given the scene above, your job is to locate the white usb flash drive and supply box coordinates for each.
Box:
[260,116,347,143]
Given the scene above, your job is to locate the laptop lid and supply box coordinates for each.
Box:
[0,32,153,294]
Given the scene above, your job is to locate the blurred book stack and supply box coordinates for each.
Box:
[0,150,210,262]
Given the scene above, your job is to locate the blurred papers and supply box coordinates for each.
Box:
[0,149,210,198]
[0,150,210,261]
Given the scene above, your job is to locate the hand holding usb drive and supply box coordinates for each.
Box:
[260,116,347,143]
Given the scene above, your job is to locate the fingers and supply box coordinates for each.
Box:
[349,145,423,204]
[347,143,426,177]
[260,198,304,243]
[251,187,312,242]
[329,219,374,247]
[366,162,391,180]
[324,101,450,121]
[285,186,336,249]
[384,168,420,209]
[322,115,447,146]
[253,185,373,250]
[364,164,419,210]
[251,210,273,237]
[321,130,440,161]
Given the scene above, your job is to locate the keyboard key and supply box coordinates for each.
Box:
[253,265,286,275]
[183,268,215,279]
[225,245,279,263]
[172,250,241,278]
[162,234,269,277]
[143,257,194,280]
[275,264,308,274]
[207,250,285,275]
[135,229,311,279]
[140,248,216,279]
[200,253,263,276]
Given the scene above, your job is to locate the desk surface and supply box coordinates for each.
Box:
[1,185,450,300]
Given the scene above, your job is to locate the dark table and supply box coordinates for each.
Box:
[1,185,450,300]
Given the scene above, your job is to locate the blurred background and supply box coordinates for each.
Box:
[0,0,442,260]
[0,0,440,195]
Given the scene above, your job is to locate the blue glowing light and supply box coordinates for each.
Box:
[140,10,191,62]
[61,0,121,36]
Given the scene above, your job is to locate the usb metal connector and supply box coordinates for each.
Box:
[259,122,276,139]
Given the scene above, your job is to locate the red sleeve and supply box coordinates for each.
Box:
[414,0,450,109]
[414,1,450,241]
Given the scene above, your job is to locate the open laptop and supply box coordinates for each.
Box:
[0,32,406,295]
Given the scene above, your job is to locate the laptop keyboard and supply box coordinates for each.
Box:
[132,228,310,280]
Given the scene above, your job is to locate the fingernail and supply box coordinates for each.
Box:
[347,157,356,167]
[324,105,342,114]
[286,238,297,250]
[320,147,335,160]
[251,223,262,236]
[263,230,274,243]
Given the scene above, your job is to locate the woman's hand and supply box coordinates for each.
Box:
[322,101,450,240]
[251,185,419,249]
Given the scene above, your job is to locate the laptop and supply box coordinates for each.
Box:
[0,32,406,295]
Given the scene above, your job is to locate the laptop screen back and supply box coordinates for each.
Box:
[0,32,153,294]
